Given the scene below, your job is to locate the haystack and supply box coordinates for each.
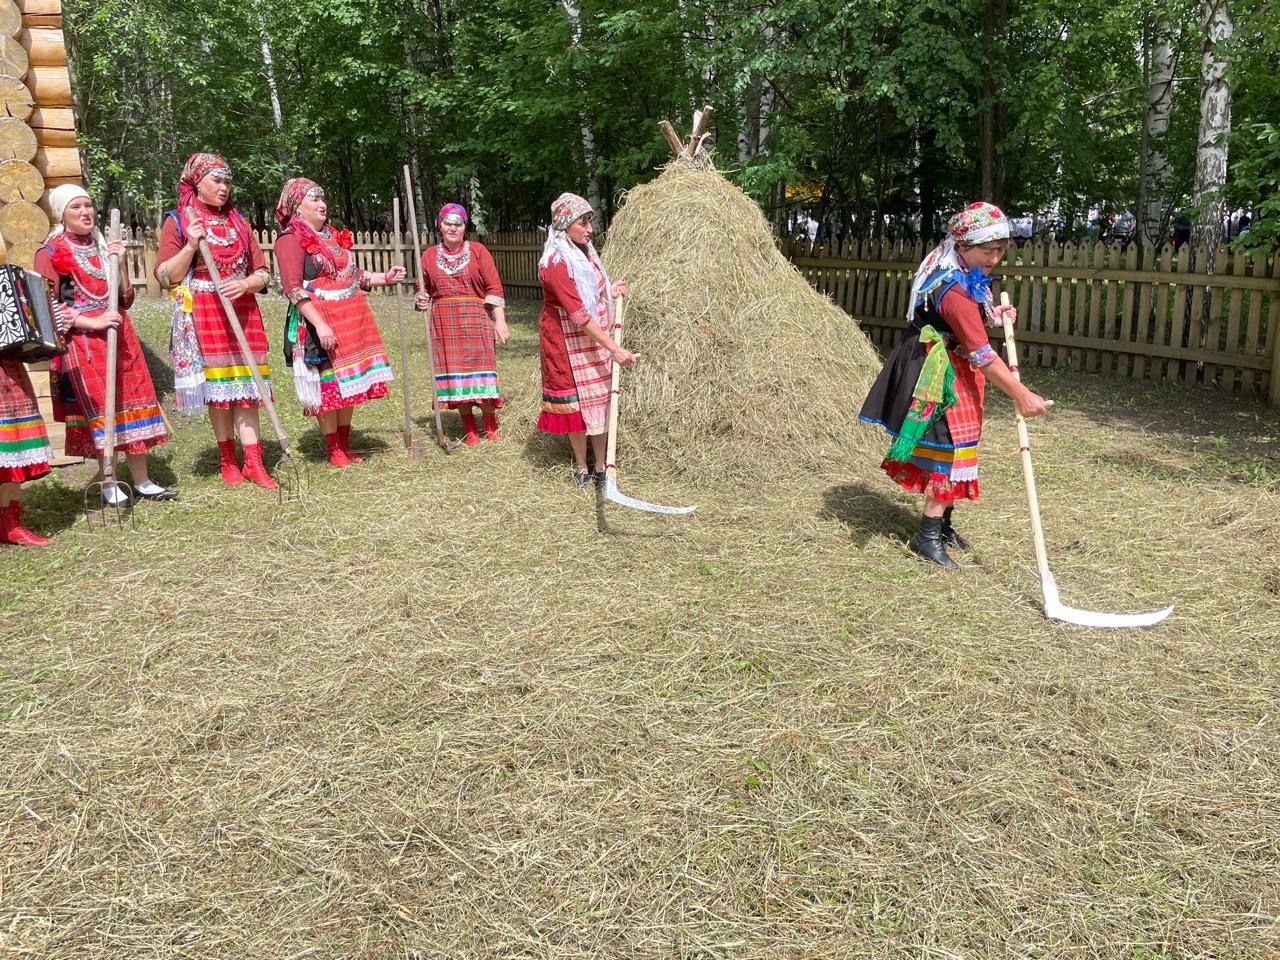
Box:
[604,162,884,479]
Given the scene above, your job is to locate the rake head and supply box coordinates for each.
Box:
[83,478,137,530]
[273,453,305,504]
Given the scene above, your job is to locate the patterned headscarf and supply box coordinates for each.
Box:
[438,203,468,225]
[276,177,323,231]
[44,183,106,252]
[539,192,611,321]
[178,152,233,212]
[550,192,593,232]
[906,201,1010,321]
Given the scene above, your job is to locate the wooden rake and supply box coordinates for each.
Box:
[84,208,136,529]
[599,295,695,516]
[1001,292,1172,627]
[391,197,415,453]
[402,165,459,453]
[189,211,303,500]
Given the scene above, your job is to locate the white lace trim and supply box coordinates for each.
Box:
[0,446,51,468]
[336,365,393,400]
[204,379,270,403]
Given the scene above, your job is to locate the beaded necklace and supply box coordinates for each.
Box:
[436,240,471,277]
[66,232,107,281]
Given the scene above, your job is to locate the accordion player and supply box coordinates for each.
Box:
[0,264,65,362]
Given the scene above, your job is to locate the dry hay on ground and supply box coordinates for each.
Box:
[603,163,883,478]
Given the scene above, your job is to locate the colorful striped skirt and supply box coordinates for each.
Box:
[0,357,51,483]
[859,333,986,502]
[429,295,501,409]
[303,283,393,416]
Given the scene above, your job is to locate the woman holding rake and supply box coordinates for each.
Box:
[35,185,175,506]
[274,177,401,467]
[859,202,1047,568]
[155,152,277,489]
[536,193,636,486]
[413,203,508,447]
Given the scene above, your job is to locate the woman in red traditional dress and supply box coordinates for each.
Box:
[536,193,635,485]
[273,177,402,466]
[155,152,277,489]
[0,357,52,546]
[412,203,508,446]
[859,202,1047,567]
[35,185,175,505]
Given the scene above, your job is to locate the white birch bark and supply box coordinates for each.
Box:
[559,0,601,217]
[1191,0,1233,262]
[1138,7,1176,248]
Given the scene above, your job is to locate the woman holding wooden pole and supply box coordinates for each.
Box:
[536,192,635,486]
[413,202,509,446]
[858,202,1047,568]
[274,177,401,466]
[35,185,174,504]
[154,152,277,489]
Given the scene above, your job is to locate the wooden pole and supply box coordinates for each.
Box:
[103,210,121,489]
[392,196,413,449]
[402,164,451,451]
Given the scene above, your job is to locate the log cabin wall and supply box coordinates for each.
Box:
[4,0,84,464]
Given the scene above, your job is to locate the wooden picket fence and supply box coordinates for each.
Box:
[787,238,1280,406]
[124,229,1280,407]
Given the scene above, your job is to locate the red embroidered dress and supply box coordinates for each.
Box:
[157,201,272,409]
[35,235,168,457]
[275,228,392,415]
[537,252,612,435]
[420,241,505,409]
[0,357,51,483]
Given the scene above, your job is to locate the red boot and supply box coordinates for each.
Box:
[2,502,50,547]
[336,424,362,463]
[324,431,351,468]
[459,409,480,447]
[217,438,243,486]
[482,408,500,442]
[241,442,278,489]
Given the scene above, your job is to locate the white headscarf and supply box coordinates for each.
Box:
[45,183,107,253]
[539,192,612,322]
[906,201,1010,322]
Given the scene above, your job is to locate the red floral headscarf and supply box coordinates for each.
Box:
[276,176,350,271]
[178,152,233,211]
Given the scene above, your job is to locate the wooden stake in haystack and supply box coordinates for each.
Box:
[659,106,714,167]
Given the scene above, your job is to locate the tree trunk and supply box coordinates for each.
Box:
[1138,5,1176,249]
[559,0,600,217]
[1191,0,1233,265]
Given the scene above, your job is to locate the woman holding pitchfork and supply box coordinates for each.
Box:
[155,152,277,489]
[859,202,1047,568]
[35,185,175,506]
[274,176,402,467]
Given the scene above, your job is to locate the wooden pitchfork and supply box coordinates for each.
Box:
[598,295,695,515]
[1000,291,1172,627]
[402,165,459,453]
[189,211,303,500]
[84,209,136,528]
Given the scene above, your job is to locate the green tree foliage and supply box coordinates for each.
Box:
[62,0,1276,247]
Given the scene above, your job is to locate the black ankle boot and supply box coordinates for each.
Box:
[941,506,971,551]
[909,516,959,569]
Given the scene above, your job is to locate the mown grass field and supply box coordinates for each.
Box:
[2,296,1278,959]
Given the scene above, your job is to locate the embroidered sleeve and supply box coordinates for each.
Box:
[967,344,999,367]
[939,287,996,368]
[356,266,373,291]
[274,235,310,306]
[475,244,506,307]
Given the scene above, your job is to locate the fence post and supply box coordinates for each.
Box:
[1269,289,1280,408]
[142,227,161,299]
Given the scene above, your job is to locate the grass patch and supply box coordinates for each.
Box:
[1,296,1278,958]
